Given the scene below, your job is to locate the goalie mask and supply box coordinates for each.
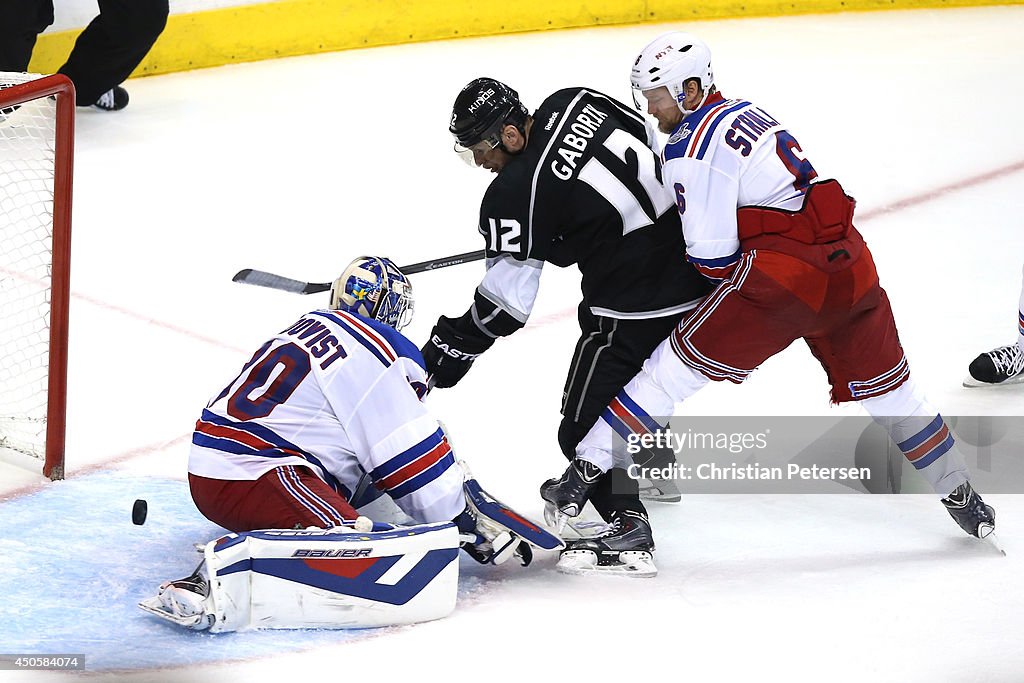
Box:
[330,257,414,330]
[630,32,714,117]
[449,77,529,166]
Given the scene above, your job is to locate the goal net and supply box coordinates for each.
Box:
[0,73,74,480]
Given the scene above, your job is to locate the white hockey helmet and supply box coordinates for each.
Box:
[630,32,714,113]
[330,256,414,330]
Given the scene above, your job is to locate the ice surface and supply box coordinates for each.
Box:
[1,6,1023,681]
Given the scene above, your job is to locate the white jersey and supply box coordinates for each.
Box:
[188,309,465,525]
[661,92,820,280]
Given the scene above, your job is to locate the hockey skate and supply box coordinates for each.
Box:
[540,458,603,530]
[964,344,1024,387]
[633,448,683,502]
[942,481,996,539]
[556,509,657,578]
[137,563,214,630]
[91,86,129,111]
[638,477,682,502]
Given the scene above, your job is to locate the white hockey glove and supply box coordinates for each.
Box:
[454,506,531,566]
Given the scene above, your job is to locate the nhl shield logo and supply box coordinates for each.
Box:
[668,124,692,145]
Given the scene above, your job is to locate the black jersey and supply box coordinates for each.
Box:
[468,88,709,338]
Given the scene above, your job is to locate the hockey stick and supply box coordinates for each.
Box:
[232,249,486,295]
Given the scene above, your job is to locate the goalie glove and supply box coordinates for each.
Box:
[421,314,494,389]
[454,506,531,566]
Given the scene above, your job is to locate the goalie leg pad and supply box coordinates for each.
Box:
[140,522,459,632]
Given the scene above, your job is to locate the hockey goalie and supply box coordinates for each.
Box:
[139,256,562,632]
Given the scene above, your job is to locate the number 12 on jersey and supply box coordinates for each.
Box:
[486,218,522,254]
[578,129,673,236]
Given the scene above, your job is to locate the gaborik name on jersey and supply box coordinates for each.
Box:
[550,103,609,180]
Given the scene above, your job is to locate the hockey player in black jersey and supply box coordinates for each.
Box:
[421,77,712,576]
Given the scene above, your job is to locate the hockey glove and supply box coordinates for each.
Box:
[421,314,494,389]
[454,506,530,566]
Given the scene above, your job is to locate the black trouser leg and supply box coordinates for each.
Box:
[57,0,168,105]
[557,304,683,521]
[0,0,53,71]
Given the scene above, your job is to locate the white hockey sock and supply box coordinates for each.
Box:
[859,379,968,497]
[577,337,709,471]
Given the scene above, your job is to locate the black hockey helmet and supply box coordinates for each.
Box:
[449,77,529,158]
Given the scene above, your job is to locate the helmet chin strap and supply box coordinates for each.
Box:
[677,87,711,119]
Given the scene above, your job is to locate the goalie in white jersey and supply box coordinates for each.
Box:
[142,257,564,632]
[187,256,467,530]
[185,255,560,569]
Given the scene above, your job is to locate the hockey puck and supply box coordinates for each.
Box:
[132,499,148,525]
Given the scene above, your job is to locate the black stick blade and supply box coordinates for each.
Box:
[232,269,327,295]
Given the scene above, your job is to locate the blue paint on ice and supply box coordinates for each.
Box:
[0,472,375,671]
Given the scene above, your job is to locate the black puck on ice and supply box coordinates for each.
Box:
[132,499,148,525]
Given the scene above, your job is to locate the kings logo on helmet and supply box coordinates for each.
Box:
[468,88,496,114]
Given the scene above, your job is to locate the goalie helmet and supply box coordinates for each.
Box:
[449,77,529,165]
[630,32,714,114]
[330,257,414,330]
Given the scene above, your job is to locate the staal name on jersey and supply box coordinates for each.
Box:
[723,106,781,157]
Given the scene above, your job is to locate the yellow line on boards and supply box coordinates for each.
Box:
[27,0,1020,78]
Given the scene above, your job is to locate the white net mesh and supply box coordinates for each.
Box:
[0,73,58,463]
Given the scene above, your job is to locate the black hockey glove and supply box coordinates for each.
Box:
[421,314,494,389]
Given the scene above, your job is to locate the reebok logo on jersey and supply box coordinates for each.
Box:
[544,111,560,130]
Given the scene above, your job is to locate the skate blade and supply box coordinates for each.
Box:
[555,549,658,578]
[962,374,1024,388]
[980,527,1007,556]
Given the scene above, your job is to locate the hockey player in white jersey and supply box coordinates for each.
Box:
[542,32,997,576]
[187,256,454,530]
[141,256,562,631]
[964,262,1024,386]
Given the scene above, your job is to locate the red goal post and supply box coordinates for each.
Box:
[0,73,74,480]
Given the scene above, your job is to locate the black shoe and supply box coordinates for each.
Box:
[965,344,1024,386]
[540,458,603,519]
[557,510,657,577]
[91,86,129,111]
[942,481,996,538]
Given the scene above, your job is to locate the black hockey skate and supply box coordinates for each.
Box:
[540,458,603,529]
[632,447,683,503]
[964,344,1024,387]
[91,86,129,111]
[942,481,996,538]
[556,509,657,578]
